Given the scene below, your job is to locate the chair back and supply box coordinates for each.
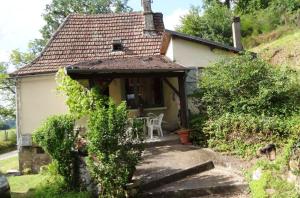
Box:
[153,113,164,126]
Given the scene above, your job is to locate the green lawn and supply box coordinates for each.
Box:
[0,156,18,173]
[8,174,46,194]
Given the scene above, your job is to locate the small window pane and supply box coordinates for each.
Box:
[125,78,164,109]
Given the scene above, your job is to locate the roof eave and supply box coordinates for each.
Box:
[164,30,241,53]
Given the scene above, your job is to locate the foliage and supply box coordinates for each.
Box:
[8,172,90,198]
[177,2,233,46]
[247,138,299,197]
[9,0,132,74]
[56,69,105,118]
[34,163,91,198]
[236,0,300,14]
[87,99,144,198]
[0,129,16,154]
[197,53,300,118]
[191,54,300,157]
[33,115,78,189]
[0,62,15,118]
[238,0,300,48]
[56,70,145,196]
[201,113,300,157]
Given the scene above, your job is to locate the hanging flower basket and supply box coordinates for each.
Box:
[177,128,192,145]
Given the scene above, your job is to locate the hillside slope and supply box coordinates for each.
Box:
[251,30,300,68]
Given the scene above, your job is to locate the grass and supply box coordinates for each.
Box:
[8,174,90,198]
[0,129,17,154]
[0,156,18,173]
[251,30,300,68]
[8,174,46,194]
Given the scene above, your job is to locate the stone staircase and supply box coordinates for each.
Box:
[130,137,249,197]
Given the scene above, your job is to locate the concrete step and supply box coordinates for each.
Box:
[144,134,180,148]
[133,145,216,189]
[132,161,214,192]
[140,167,249,198]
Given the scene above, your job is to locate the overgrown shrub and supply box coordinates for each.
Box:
[197,53,300,118]
[35,162,91,198]
[87,99,144,198]
[56,70,145,197]
[247,138,299,197]
[33,115,78,189]
[191,54,300,157]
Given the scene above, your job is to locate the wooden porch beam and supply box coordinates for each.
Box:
[163,78,180,97]
[178,73,188,128]
[68,72,184,79]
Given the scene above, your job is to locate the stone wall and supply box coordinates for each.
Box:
[19,146,51,174]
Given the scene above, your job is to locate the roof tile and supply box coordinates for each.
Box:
[13,12,165,76]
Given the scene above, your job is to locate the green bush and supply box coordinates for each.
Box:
[197,53,300,118]
[201,113,300,157]
[247,139,299,197]
[33,115,78,189]
[34,165,91,198]
[87,99,144,198]
[191,54,300,157]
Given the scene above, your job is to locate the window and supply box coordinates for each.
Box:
[125,78,164,109]
[112,39,123,51]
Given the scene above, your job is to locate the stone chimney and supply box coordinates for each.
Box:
[142,0,156,36]
[232,16,243,50]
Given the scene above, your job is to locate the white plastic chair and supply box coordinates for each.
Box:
[147,113,164,139]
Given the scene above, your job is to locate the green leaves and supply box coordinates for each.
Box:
[33,115,76,189]
[56,70,144,196]
[177,2,233,46]
[198,53,300,118]
[87,99,144,197]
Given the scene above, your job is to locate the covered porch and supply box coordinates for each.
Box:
[66,56,189,131]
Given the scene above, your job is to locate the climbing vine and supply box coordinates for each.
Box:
[55,69,144,197]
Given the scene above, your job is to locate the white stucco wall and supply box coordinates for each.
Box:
[165,36,235,114]
[17,74,68,135]
[165,37,233,68]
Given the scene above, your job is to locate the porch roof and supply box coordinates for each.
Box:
[65,56,188,75]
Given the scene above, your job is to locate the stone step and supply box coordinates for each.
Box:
[144,134,180,148]
[140,167,249,198]
[133,161,214,192]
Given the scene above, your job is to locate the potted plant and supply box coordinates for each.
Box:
[177,128,192,145]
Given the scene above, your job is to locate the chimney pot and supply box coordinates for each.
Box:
[232,16,243,50]
[142,0,156,36]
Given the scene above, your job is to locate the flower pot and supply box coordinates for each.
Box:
[177,129,191,145]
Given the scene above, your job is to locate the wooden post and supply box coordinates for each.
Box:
[178,73,188,128]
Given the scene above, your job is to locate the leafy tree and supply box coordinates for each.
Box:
[177,2,233,45]
[235,0,271,14]
[0,62,15,118]
[204,0,236,9]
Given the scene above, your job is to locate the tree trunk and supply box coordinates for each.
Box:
[224,0,231,9]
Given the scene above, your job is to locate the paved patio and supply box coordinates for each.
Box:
[133,138,249,197]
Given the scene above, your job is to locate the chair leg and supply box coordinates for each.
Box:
[159,127,163,137]
[148,126,153,139]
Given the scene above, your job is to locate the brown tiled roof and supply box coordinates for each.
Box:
[66,56,187,74]
[12,12,165,76]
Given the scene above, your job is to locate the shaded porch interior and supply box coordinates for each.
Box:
[66,56,189,132]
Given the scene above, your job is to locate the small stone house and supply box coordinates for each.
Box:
[11,0,241,173]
